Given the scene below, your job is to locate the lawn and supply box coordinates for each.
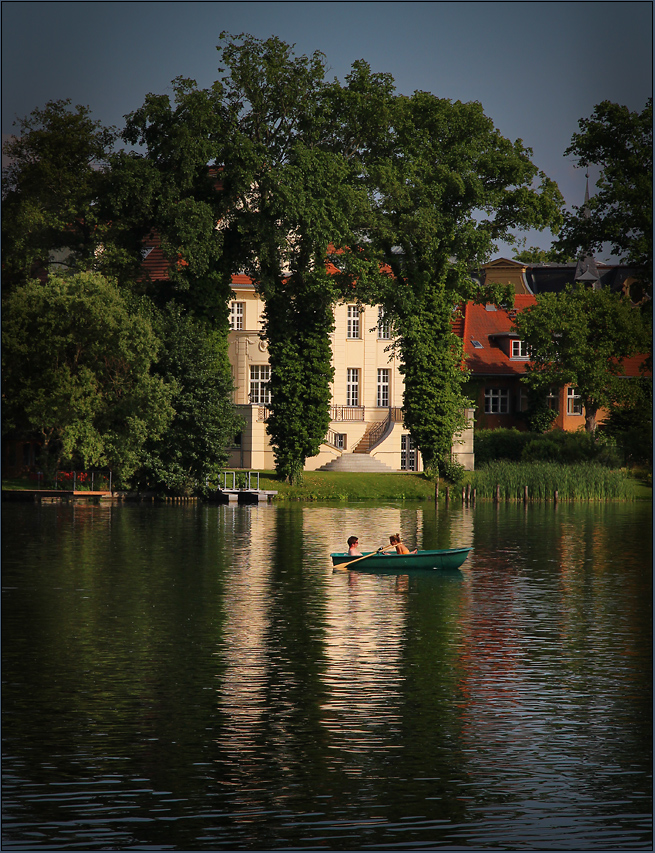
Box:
[256,470,437,501]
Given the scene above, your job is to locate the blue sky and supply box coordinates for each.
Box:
[2,1,652,258]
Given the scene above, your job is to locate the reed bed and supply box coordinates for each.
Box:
[471,461,636,501]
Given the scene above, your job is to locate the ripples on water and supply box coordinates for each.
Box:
[2,500,652,850]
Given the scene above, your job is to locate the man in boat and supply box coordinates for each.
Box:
[347,536,362,557]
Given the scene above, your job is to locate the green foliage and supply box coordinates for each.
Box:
[264,280,335,484]
[597,377,653,466]
[136,305,242,495]
[476,426,625,467]
[518,391,558,433]
[119,76,232,321]
[521,430,610,464]
[214,34,379,482]
[514,283,650,432]
[474,428,538,464]
[512,239,573,264]
[1,100,118,290]
[2,272,174,483]
[555,99,653,287]
[472,460,635,500]
[440,458,466,485]
[345,78,564,472]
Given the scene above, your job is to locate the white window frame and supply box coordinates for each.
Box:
[511,339,529,359]
[249,364,270,404]
[567,386,582,415]
[547,387,560,412]
[401,434,417,471]
[377,306,391,339]
[230,302,244,330]
[377,368,390,408]
[347,368,360,407]
[485,388,510,414]
[347,305,361,339]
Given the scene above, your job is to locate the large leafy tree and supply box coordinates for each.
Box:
[1,272,174,482]
[554,99,653,290]
[215,33,376,482]
[1,100,119,290]
[137,305,243,494]
[343,77,564,473]
[118,76,233,320]
[513,284,650,434]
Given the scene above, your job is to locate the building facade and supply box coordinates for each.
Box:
[464,259,650,432]
[225,277,475,472]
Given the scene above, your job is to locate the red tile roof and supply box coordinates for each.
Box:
[460,296,536,376]
[458,297,650,379]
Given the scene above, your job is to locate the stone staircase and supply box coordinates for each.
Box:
[353,421,386,454]
[317,453,396,473]
[318,409,403,472]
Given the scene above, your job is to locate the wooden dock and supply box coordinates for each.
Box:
[2,487,277,504]
[208,489,278,504]
[2,489,112,503]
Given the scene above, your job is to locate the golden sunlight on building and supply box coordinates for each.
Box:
[226,278,475,473]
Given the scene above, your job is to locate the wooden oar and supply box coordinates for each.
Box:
[333,543,396,572]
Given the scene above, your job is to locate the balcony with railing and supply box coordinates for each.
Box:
[329,405,365,422]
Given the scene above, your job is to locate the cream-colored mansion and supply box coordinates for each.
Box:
[225,276,475,472]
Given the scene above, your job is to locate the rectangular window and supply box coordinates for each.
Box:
[518,388,529,412]
[547,387,560,412]
[347,368,359,407]
[377,368,390,408]
[250,365,270,404]
[377,306,391,339]
[511,339,529,358]
[401,434,417,471]
[347,305,360,339]
[484,388,510,414]
[567,386,582,415]
[230,302,244,330]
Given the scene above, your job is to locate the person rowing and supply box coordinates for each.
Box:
[347,536,363,557]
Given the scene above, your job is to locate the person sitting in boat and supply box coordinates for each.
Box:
[347,536,362,557]
[389,533,417,555]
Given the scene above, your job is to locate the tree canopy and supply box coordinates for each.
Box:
[1,100,118,290]
[345,79,564,472]
[554,98,652,288]
[2,34,579,486]
[213,33,381,482]
[137,305,242,494]
[513,284,651,434]
[2,272,175,480]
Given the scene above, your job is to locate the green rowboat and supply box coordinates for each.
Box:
[331,547,472,572]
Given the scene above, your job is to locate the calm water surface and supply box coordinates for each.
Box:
[2,499,652,850]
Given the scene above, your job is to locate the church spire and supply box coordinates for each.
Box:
[575,173,601,288]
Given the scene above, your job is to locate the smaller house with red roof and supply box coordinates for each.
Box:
[459,295,649,432]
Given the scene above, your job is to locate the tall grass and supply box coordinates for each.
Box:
[471,461,636,501]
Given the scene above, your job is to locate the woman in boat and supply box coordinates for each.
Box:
[389,533,417,555]
[347,536,362,557]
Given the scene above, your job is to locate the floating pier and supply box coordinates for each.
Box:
[207,471,277,504]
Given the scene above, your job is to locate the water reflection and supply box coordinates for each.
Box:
[2,499,651,850]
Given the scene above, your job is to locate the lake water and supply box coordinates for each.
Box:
[2,499,652,850]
